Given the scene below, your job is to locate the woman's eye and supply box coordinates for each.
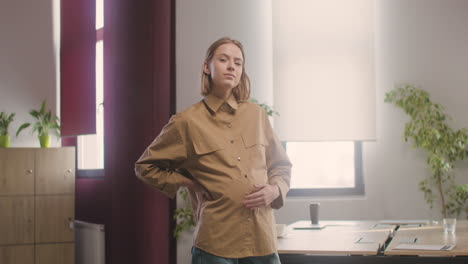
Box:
[220,58,226,62]
[235,63,242,66]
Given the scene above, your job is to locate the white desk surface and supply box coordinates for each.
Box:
[277,220,395,255]
[385,220,468,256]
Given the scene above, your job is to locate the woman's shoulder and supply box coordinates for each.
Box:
[169,100,206,125]
[240,99,268,116]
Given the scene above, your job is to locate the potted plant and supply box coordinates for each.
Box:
[0,112,16,148]
[17,100,61,148]
[385,84,468,219]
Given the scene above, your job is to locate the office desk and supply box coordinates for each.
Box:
[278,220,468,264]
[278,220,393,255]
[385,220,468,256]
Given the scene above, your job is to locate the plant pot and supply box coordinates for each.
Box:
[0,135,11,148]
[39,134,51,148]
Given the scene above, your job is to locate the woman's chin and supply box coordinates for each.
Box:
[223,80,239,89]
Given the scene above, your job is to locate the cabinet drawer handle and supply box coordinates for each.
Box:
[27,169,33,174]
[67,169,72,173]
[68,217,75,229]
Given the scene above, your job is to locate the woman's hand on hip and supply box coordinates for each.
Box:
[180,177,214,201]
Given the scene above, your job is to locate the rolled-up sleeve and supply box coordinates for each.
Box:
[263,111,292,209]
[135,115,188,198]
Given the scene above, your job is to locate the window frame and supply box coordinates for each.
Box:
[286,141,364,197]
[76,166,105,178]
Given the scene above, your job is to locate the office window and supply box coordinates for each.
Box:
[286,141,364,196]
[76,0,104,176]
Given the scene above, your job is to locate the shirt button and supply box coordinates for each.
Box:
[230,140,234,144]
[237,156,241,161]
[244,174,247,178]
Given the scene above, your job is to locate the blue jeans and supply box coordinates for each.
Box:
[191,247,281,264]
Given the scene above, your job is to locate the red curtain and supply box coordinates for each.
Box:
[60,0,96,136]
[69,0,176,263]
[103,0,175,262]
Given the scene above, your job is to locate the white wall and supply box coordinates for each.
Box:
[0,0,60,147]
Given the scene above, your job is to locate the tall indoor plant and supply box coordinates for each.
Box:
[17,100,61,148]
[385,84,468,218]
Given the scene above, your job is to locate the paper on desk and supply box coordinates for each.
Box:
[291,220,326,229]
[293,224,326,229]
[379,219,429,225]
[397,237,418,244]
[373,223,395,229]
[400,224,422,228]
[394,244,456,251]
[355,237,375,244]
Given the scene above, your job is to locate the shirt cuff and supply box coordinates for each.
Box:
[269,176,289,209]
[136,168,187,199]
[160,171,187,199]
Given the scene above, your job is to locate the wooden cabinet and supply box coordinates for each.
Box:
[0,149,35,195]
[36,195,75,243]
[36,243,75,264]
[0,245,34,264]
[0,148,75,264]
[36,149,75,195]
[0,197,34,245]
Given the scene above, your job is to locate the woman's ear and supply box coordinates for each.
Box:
[203,63,211,75]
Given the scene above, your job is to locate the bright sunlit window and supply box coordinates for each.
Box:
[96,0,104,29]
[286,141,364,196]
[77,0,104,172]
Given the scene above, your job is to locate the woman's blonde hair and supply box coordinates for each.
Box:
[200,37,251,101]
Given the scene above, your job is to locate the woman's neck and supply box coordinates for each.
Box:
[210,87,233,100]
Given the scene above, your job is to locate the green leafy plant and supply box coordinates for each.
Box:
[385,84,468,218]
[173,188,196,240]
[0,112,16,136]
[17,100,61,138]
[173,99,279,239]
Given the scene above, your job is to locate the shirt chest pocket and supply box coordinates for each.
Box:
[241,133,269,169]
[192,139,236,168]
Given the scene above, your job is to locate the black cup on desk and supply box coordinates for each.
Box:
[310,202,320,225]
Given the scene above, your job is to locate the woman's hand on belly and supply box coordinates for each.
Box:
[242,184,280,209]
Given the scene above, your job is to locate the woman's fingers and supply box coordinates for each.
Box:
[243,184,279,209]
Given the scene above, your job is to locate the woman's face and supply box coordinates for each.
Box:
[204,43,244,96]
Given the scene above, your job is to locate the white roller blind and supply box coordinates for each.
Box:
[273,0,376,141]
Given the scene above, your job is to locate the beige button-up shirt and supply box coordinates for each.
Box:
[135,94,292,258]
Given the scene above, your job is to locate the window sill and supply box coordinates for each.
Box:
[77,169,104,178]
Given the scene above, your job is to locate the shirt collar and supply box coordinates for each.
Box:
[204,93,238,112]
